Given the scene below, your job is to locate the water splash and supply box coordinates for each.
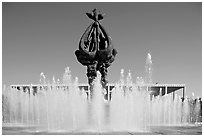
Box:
[145,52,153,84]
[2,65,202,133]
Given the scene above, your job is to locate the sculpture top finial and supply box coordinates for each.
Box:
[86,8,104,22]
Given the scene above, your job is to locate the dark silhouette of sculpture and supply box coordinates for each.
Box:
[75,9,117,91]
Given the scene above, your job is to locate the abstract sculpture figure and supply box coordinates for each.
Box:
[75,9,117,93]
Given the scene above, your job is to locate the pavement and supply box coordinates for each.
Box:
[2,124,202,135]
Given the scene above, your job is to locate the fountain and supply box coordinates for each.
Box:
[2,8,202,134]
[2,54,202,134]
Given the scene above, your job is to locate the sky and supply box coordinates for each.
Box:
[2,2,202,97]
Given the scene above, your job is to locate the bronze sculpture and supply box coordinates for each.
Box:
[75,9,117,94]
